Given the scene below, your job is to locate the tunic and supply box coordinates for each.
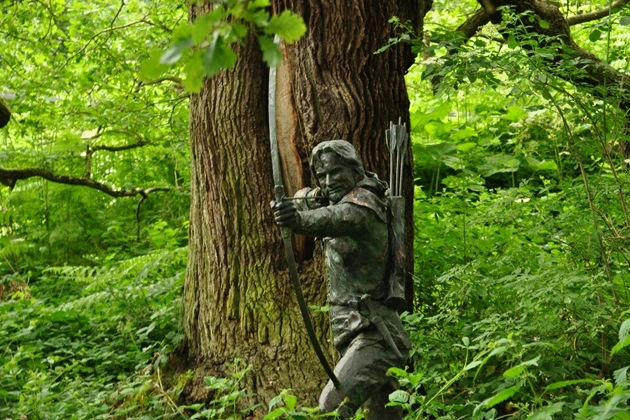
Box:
[293,186,410,354]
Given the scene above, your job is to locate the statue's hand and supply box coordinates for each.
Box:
[271,199,298,227]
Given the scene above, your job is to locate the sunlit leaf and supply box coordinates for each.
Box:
[259,35,282,67]
[264,10,306,43]
[139,49,169,81]
[589,29,602,42]
[480,385,520,409]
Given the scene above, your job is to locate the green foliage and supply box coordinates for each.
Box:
[1,0,630,419]
[398,2,630,418]
[0,0,190,273]
[0,247,186,418]
[140,1,307,92]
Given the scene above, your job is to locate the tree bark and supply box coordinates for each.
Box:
[0,97,10,128]
[183,0,422,409]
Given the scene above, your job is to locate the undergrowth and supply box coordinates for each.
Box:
[0,247,187,419]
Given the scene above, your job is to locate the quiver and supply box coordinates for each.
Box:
[385,196,406,309]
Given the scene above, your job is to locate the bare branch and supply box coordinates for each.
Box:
[141,17,174,34]
[0,167,170,198]
[567,0,630,26]
[91,141,149,152]
[84,128,145,143]
[136,76,185,91]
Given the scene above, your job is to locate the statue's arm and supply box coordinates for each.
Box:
[294,203,372,237]
[293,187,328,211]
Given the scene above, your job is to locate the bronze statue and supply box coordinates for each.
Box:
[273,140,411,419]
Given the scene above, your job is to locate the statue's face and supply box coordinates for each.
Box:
[313,152,357,204]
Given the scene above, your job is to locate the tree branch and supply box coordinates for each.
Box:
[0,167,170,198]
[468,1,630,112]
[457,8,492,39]
[0,97,10,128]
[136,76,184,91]
[567,0,630,26]
[91,141,149,152]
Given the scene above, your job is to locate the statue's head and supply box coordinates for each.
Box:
[310,140,365,204]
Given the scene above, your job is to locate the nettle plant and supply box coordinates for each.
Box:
[389,319,630,418]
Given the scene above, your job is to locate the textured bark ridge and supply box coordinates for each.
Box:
[184,26,328,404]
[183,0,421,408]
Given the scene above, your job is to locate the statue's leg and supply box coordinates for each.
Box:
[362,379,403,420]
[319,337,399,418]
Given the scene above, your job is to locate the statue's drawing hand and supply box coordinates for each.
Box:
[271,199,298,227]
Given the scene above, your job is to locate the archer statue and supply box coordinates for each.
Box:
[273,138,411,419]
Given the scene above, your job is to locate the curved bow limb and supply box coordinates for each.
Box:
[268,36,341,389]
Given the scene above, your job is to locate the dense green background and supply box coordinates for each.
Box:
[1,0,629,418]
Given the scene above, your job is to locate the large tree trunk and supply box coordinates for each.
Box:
[183,0,421,408]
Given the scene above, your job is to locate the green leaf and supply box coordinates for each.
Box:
[160,39,193,66]
[232,23,249,39]
[620,16,630,26]
[268,394,283,411]
[613,366,629,386]
[183,52,205,93]
[611,335,630,355]
[411,101,450,130]
[451,126,477,141]
[259,35,283,67]
[283,393,297,411]
[251,0,271,7]
[249,10,271,27]
[481,385,520,409]
[263,408,285,420]
[528,402,565,420]
[202,35,237,77]
[172,22,194,42]
[264,10,306,43]
[618,319,630,342]
[456,142,477,152]
[139,49,169,81]
[388,390,409,403]
[388,367,408,378]
[503,356,539,379]
[539,19,550,29]
[589,29,602,42]
[465,360,482,371]
[526,156,558,171]
[478,154,520,177]
[503,105,527,121]
[507,35,518,49]
[192,8,225,44]
[545,378,598,390]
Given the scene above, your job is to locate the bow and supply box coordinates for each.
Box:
[268,36,341,389]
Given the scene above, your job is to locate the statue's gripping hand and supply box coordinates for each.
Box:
[271,200,299,228]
